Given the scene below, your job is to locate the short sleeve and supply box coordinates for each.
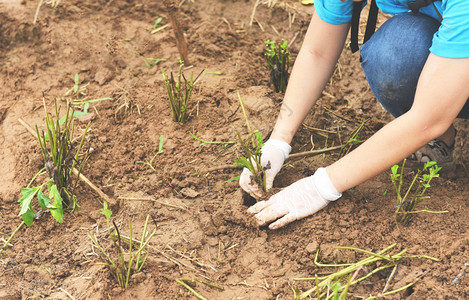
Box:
[314,0,355,25]
[430,0,469,58]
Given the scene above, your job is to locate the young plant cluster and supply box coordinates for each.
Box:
[265,39,291,93]
[19,97,90,226]
[89,202,157,289]
[294,244,438,299]
[162,58,203,123]
[234,130,267,193]
[390,160,443,225]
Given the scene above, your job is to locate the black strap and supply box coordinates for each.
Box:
[350,0,378,53]
[364,0,379,43]
[350,1,364,53]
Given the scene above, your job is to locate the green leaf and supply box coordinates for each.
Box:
[73,73,79,93]
[100,201,112,221]
[38,189,54,210]
[225,175,241,183]
[254,131,264,148]
[18,187,40,226]
[158,135,164,154]
[153,17,163,28]
[49,184,64,224]
[234,157,250,169]
[391,164,399,175]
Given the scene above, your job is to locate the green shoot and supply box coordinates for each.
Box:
[204,71,222,75]
[162,58,203,123]
[89,202,157,289]
[151,17,169,34]
[18,95,90,226]
[144,57,167,68]
[136,135,164,171]
[391,160,446,225]
[189,131,235,147]
[338,119,367,159]
[153,17,163,29]
[234,92,267,194]
[175,278,224,300]
[294,243,438,299]
[59,73,113,124]
[265,39,291,93]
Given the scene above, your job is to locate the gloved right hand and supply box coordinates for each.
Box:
[239,139,291,198]
[247,167,342,229]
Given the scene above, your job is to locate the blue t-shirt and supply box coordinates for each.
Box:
[314,0,469,58]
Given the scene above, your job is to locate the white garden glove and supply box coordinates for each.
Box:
[239,139,291,198]
[247,167,342,229]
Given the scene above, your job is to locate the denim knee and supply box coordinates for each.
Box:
[360,13,440,118]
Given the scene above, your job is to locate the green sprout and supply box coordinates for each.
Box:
[265,39,291,93]
[391,160,447,225]
[89,201,157,289]
[151,17,169,34]
[144,57,167,68]
[58,73,113,124]
[136,135,164,171]
[189,131,235,147]
[338,119,367,159]
[162,58,203,123]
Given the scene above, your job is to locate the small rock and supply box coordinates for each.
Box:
[180,187,199,198]
[305,241,319,254]
[131,272,146,284]
[95,68,114,85]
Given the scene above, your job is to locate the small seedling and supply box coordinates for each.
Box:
[265,39,291,93]
[233,92,268,194]
[59,73,113,124]
[293,244,438,299]
[151,17,169,34]
[136,135,164,171]
[391,160,446,225]
[189,131,235,148]
[144,57,167,68]
[175,278,224,300]
[162,58,203,123]
[153,17,163,29]
[89,201,157,289]
[18,95,91,227]
[338,119,367,159]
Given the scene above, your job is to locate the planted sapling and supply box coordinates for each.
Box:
[89,201,157,289]
[162,58,203,123]
[233,92,268,195]
[265,39,291,93]
[390,160,446,225]
[18,96,91,227]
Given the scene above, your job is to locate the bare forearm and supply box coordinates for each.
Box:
[328,54,469,192]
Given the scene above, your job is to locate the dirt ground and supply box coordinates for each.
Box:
[1,0,468,299]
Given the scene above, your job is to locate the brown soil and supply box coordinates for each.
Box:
[1,1,468,299]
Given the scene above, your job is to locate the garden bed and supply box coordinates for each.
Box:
[0,0,468,299]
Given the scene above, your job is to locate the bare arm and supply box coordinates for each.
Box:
[328,54,469,192]
[270,13,350,144]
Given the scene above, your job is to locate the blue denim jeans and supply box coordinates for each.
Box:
[360,12,469,119]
